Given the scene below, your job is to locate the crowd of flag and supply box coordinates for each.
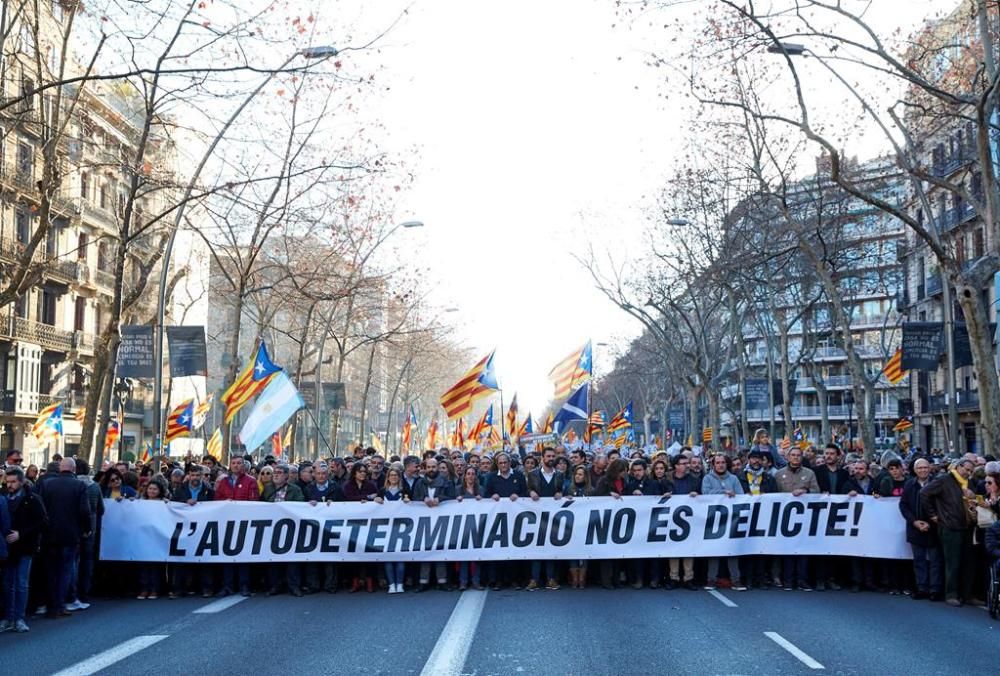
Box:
[28,337,917,461]
[29,341,304,462]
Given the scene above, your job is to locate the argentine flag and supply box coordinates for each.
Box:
[238,371,304,452]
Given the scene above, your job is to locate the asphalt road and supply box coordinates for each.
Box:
[2,585,994,675]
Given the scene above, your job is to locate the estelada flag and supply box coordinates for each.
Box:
[882,347,906,385]
[440,352,498,421]
[221,341,281,423]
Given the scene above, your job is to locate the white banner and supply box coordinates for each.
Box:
[100,494,912,563]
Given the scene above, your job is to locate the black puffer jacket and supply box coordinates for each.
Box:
[7,484,48,558]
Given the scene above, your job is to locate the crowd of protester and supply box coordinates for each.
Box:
[2,429,1000,635]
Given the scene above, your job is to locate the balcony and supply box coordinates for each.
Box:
[72,330,97,357]
[0,311,74,352]
[931,152,974,178]
[94,267,115,289]
[940,203,976,232]
[926,389,980,413]
[813,346,847,360]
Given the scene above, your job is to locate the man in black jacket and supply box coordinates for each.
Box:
[526,447,565,591]
[900,458,942,600]
[413,457,456,591]
[38,458,91,619]
[170,465,214,597]
[811,444,851,591]
[3,466,47,632]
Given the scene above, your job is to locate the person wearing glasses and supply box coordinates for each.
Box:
[484,453,527,590]
[900,458,943,601]
[261,464,305,597]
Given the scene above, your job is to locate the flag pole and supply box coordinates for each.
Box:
[587,339,594,452]
[304,406,334,457]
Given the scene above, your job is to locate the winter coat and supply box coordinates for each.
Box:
[899,478,937,546]
[171,482,215,503]
[701,472,745,495]
[39,471,92,546]
[527,469,565,498]
[215,474,260,501]
[342,480,379,502]
[920,473,973,531]
[5,485,47,559]
[412,473,457,502]
[260,482,305,502]
[306,481,344,503]
[773,465,820,494]
[813,465,852,495]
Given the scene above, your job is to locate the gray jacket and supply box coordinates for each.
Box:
[701,471,745,495]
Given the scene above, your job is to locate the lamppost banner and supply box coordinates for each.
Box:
[118,325,155,378]
[166,326,208,377]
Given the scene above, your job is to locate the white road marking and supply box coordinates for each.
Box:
[420,590,489,676]
[51,635,169,676]
[765,631,825,670]
[193,595,248,614]
[707,589,738,607]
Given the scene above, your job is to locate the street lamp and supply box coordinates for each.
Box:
[113,378,133,461]
[148,45,339,459]
[844,391,854,452]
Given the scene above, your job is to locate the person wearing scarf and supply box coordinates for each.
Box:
[920,459,979,606]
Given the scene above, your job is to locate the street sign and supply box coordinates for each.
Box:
[118,325,155,378]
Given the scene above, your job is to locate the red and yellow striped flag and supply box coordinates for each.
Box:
[440,352,498,421]
[548,341,592,400]
[882,347,906,385]
[506,394,518,440]
[221,342,281,423]
[425,419,439,449]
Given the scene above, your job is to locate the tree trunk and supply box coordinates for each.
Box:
[357,341,378,449]
[813,369,831,445]
[778,322,793,439]
[955,276,1000,455]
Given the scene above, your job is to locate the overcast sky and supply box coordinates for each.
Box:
[323,0,951,417]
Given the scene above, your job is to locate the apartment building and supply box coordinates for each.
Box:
[723,157,908,447]
[0,2,188,464]
[898,0,998,454]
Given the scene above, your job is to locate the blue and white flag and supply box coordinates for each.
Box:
[238,371,304,452]
[553,382,589,429]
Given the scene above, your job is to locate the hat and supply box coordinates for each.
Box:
[748,448,765,459]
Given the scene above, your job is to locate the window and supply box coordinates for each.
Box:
[93,304,102,336]
[956,235,965,266]
[51,1,65,22]
[77,232,88,260]
[99,185,108,209]
[16,142,32,179]
[74,297,85,331]
[45,226,58,257]
[80,172,89,200]
[14,294,27,319]
[97,242,109,271]
[15,211,30,244]
[19,22,35,55]
[40,290,56,325]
